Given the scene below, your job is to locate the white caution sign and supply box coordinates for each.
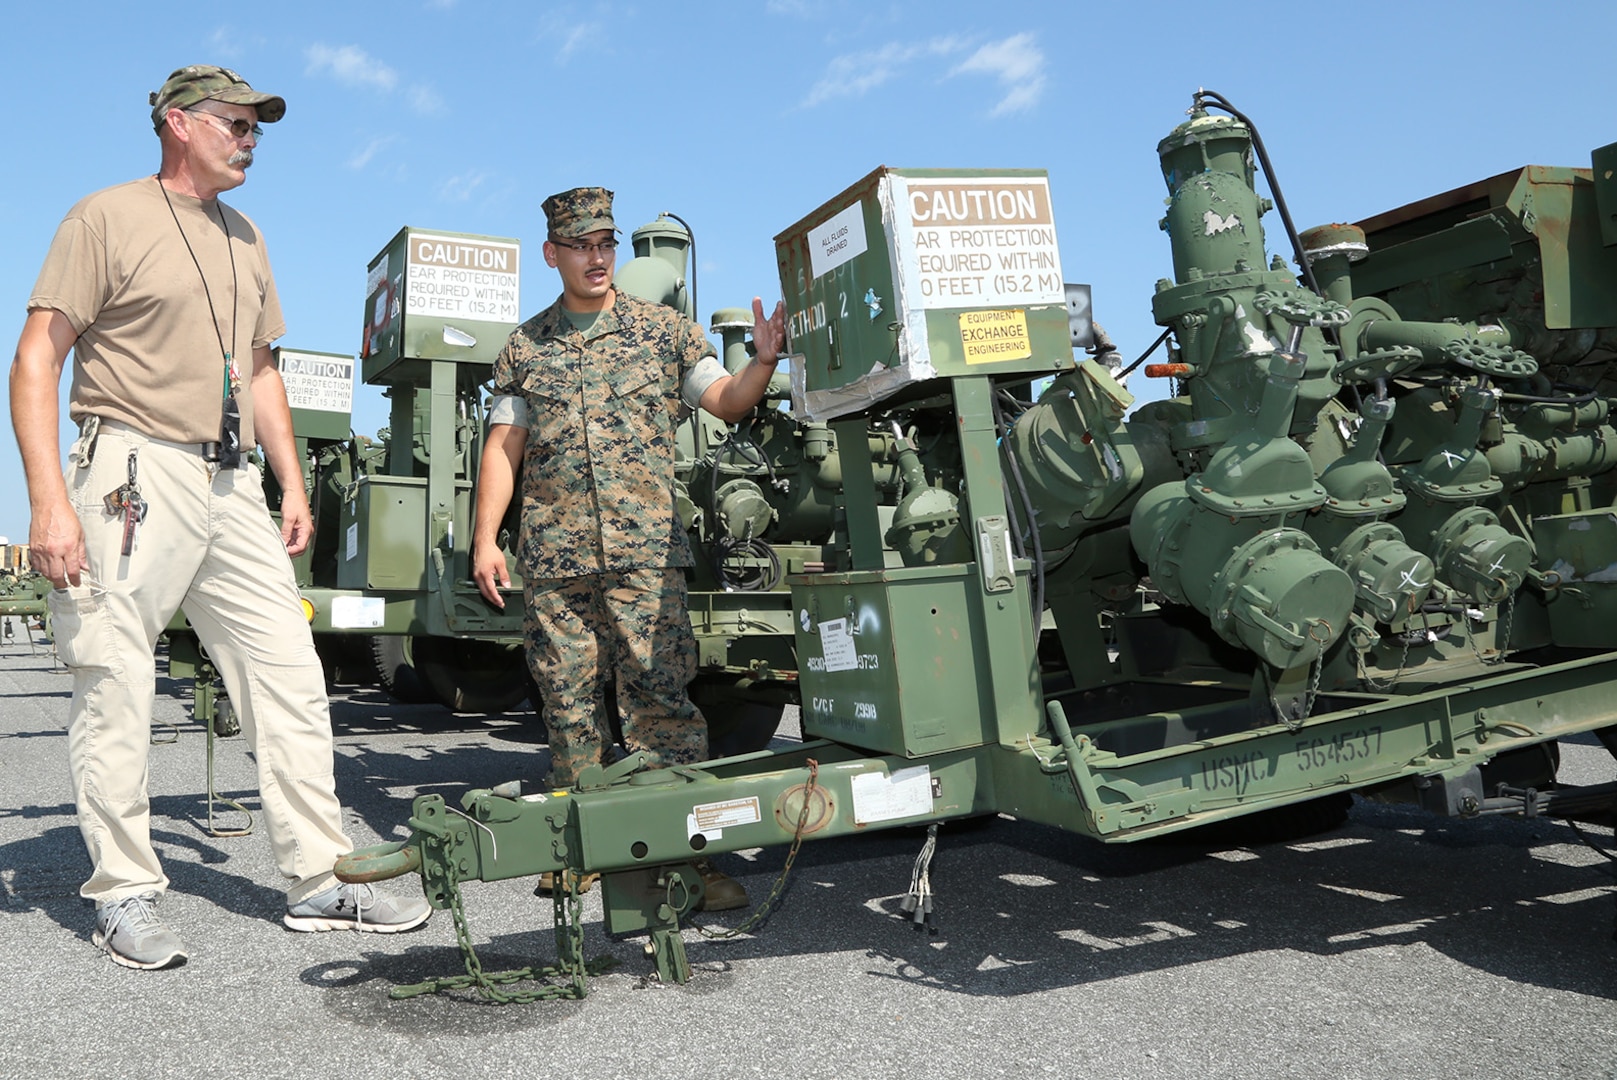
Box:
[893,176,1063,310]
[278,350,354,415]
[405,234,521,323]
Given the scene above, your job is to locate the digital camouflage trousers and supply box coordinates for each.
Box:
[522,566,705,787]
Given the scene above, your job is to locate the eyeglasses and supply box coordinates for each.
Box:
[550,237,618,256]
[187,108,263,141]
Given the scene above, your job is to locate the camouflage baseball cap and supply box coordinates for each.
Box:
[149,65,286,133]
[543,187,617,239]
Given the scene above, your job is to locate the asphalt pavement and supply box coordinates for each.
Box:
[2,633,1615,1080]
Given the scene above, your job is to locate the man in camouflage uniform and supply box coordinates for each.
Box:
[471,187,785,909]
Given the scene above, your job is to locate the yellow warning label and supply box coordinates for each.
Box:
[959,308,1031,364]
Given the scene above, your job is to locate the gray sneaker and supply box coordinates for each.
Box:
[283,882,431,933]
[92,893,188,970]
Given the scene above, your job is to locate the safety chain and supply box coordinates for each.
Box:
[689,759,819,940]
[1469,590,1515,666]
[387,759,821,999]
[1357,617,1416,694]
[389,852,616,1003]
[1282,654,1325,733]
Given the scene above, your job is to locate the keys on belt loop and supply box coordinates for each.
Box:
[102,449,149,557]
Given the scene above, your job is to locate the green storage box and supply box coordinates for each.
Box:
[790,562,1037,756]
[336,475,470,591]
[775,167,1072,421]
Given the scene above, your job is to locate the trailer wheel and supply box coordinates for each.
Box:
[412,636,530,714]
[368,635,435,705]
[690,674,788,758]
[314,633,378,687]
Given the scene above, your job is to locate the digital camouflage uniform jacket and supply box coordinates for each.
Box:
[491,291,716,579]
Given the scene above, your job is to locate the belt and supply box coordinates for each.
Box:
[93,418,245,468]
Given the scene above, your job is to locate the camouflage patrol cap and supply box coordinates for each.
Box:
[149,65,286,133]
[543,187,617,239]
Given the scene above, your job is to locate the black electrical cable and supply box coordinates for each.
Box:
[1496,388,1602,406]
[710,535,782,592]
[1191,90,1323,300]
[663,211,698,321]
[1566,818,1617,864]
[990,395,1025,567]
[1116,327,1173,381]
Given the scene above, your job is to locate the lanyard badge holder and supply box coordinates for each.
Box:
[204,354,243,469]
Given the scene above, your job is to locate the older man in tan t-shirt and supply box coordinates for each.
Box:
[9,65,429,970]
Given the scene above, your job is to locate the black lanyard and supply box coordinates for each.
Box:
[158,177,242,467]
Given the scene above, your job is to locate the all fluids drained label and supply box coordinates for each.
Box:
[807,201,869,278]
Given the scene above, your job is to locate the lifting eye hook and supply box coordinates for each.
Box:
[335,841,423,884]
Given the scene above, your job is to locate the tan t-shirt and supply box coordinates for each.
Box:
[28,177,286,447]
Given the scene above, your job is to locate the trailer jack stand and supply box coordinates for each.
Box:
[603,863,705,985]
[647,922,691,985]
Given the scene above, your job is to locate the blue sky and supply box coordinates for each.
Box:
[2,0,1612,544]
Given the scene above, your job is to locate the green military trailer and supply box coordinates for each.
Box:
[332,91,1617,999]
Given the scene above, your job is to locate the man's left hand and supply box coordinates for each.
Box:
[280,490,313,556]
[753,297,787,365]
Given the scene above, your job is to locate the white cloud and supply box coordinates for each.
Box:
[348,135,398,171]
[305,43,444,116]
[537,11,608,62]
[439,170,490,203]
[206,27,243,61]
[559,22,606,60]
[949,32,1046,116]
[408,85,446,115]
[766,0,816,14]
[202,26,270,63]
[801,36,967,108]
[305,44,398,92]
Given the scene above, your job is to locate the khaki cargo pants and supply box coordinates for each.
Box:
[49,419,351,906]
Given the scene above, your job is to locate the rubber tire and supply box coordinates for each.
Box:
[411,636,531,714]
[313,633,378,688]
[368,635,436,705]
[689,674,787,758]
